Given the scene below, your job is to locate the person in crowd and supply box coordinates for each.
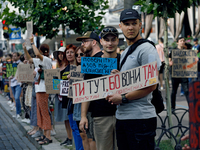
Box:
[53,47,73,146]
[77,31,103,150]
[22,35,52,145]
[106,9,161,150]
[10,52,22,119]
[156,37,165,90]
[73,46,96,150]
[169,37,189,110]
[63,44,84,150]
[192,38,200,52]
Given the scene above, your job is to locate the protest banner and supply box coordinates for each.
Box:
[60,80,69,96]
[44,69,60,94]
[52,79,61,90]
[25,21,33,48]
[68,65,84,98]
[17,63,34,82]
[81,57,117,75]
[188,81,200,149]
[73,61,158,104]
[172,49,197,78]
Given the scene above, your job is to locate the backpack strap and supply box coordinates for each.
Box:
[119,39,155,70]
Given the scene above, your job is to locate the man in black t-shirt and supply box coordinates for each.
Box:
[169,37,189,110]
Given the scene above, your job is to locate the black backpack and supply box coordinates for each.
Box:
[120,39,164,114]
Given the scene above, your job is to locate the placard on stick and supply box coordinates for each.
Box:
[73,61,158,104]
[188,81,200,149]
[81,57,117,75]
[17,64,34,82]
[44,69,60,94]
[172,49,197,78]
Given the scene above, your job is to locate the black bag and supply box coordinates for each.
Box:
[120,39,164,114]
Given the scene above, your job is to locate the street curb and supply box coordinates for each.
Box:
[0,97,43,150]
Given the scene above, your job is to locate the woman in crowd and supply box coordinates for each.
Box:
[63,44,84,150]
[22,36,52,145]
[73,46,96,150]
[53,47,73,146]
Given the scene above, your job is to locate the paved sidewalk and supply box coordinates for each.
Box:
[0,94,73,150]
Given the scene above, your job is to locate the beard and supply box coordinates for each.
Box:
[123,32,139,41]
[84,44,93,56]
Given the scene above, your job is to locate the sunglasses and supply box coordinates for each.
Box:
[102,28,118,33]
[75,53,84,57]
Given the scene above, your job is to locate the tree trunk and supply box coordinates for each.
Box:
[163,5,175,147]
[62,24,66,47]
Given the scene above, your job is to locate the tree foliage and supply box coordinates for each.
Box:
[0,0,109,39]
[135,0,199,18]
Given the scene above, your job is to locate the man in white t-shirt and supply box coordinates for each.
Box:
[23,35,52,145]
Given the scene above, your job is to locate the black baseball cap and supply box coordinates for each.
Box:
[120,9,140,22]
[194,38,198,41]
[100,26,119,39]
[76,31,100,44]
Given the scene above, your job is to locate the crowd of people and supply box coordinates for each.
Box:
[0,8,199,150]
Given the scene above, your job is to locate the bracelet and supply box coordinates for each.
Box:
[31,42,34,45]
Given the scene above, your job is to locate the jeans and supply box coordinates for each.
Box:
[171,78,189,109]
[68,114,83,150]
[116,117,157,150]
[11,85,22,115]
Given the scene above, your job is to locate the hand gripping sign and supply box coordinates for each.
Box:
[73,61,158,104]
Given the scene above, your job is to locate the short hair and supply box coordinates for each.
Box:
[159,38,163,43]
[39,44,49,53]
[13,52,20,57]
[65,44,77,52]
[177,37,185,43]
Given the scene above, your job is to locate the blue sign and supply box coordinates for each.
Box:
[52,79,61,90]
[9,28,21,40]
[81,57,117,75]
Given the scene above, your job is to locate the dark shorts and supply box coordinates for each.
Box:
[159,62,165,74]
[116,117,157,150]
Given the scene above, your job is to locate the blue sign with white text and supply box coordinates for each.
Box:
[9,28,21,40]
[81,57,117,75]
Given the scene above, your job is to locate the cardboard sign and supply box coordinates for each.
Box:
[172,49,197,78]
[81,57,117,75]
[17,64,34,82]
[73,61,158,104]
[52,79,61,90]
[189,81,200,149]
[60,80,69,96]
[68,65,84,98]
[44,69,60,94]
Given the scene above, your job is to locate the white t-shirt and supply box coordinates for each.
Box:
[33,56,52,93]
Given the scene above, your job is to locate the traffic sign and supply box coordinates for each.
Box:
[9,28,21,40]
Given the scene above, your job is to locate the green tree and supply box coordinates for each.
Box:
[0,0,108,39]
[135,0,199,146]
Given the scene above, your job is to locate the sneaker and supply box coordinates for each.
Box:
[60,138,72,146]
[7,100,12,105]
[9,103,14,108]
[21,118,30,124]
[12,114,21,119]
[10,106,16,111]
[31,130,42,138]
[51,129,56,136]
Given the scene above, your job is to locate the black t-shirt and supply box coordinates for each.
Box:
[86,51,120,117]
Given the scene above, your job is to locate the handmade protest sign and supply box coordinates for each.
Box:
[25,21,33,48]
[60,80,69,96]
[73,61,158,104]
[44,69,60,94]
[172,49,197,78]
[52,79,61,90]
[81,57,117,75]
[188,81,200,149]
[68,65,84,98]
[17,63,34,82]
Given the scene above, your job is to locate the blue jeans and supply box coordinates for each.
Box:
[116,117,157,150]
[11,85,22,115]
[68,114,83,150]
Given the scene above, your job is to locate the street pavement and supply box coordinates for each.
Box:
[0,82,189,150]
[0,101,37,150]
